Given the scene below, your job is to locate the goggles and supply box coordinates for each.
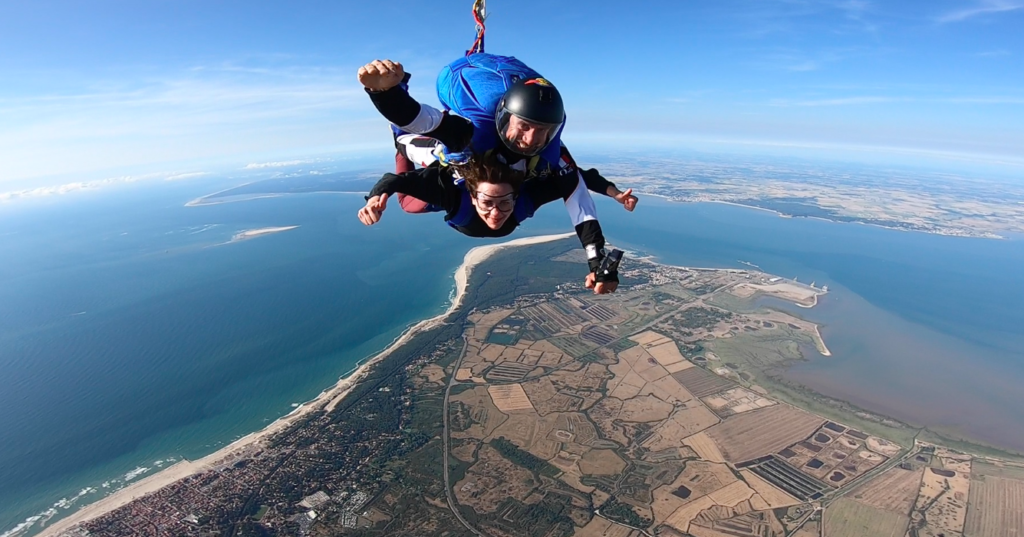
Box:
[472,191,516,213]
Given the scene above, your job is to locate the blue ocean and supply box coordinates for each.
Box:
[2,167,1024,535]
[0,176,478,534]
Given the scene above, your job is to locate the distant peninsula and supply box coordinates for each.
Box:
[185,170,379,207]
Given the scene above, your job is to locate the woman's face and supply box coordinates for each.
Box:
[470,182,516,230]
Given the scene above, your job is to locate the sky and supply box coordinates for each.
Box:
[0,0,1022,191]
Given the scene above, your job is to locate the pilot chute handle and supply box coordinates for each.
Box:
[468,0,487,55]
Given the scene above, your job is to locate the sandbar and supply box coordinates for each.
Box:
[229,225,299,242]
[813,324,832,356]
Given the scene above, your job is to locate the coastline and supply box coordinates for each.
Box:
[794,291,819,308]
[812,324,832,357]
[705,199,1003,239]
[37,232,575,537]
[628,253,834,357]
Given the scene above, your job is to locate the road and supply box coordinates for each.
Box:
[443,335,487,536]
[436,292,693,537]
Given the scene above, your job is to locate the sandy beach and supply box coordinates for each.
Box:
[812,325,832,357]
[38,232,574,537]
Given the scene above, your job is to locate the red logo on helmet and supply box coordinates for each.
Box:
[525,78,553,87]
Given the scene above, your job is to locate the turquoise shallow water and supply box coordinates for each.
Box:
[0,178,478,534]
[3,175,1024,535]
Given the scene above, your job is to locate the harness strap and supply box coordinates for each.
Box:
[447,187,478,229]
[512,192,536,222]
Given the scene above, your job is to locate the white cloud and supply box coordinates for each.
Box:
[166,172,211,181]
[0,170,212,202]
[941,96,1024,104]
[753,47,867,73]
[787,61,821,72]
[244,159,318,169]
[832,0,880,32]
[936,0,1024,23]
[0,63,380,185]
[766,95,1024,107]
[769,96,899,106]
[735,0,881,38]
[2,175,144,202]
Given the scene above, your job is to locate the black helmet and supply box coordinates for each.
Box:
[495,78,565,156]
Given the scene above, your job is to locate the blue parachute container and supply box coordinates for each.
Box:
[436,53,563,165]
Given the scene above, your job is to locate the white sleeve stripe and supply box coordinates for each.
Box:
[565,171,598,226]
[395,134,442,166]
[399,104,444,134]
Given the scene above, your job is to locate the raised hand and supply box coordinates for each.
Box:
[613,187,638,212]
[358,193,389,226]
[357,60,405,92]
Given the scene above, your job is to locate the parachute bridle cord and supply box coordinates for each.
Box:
[468,0,487,55]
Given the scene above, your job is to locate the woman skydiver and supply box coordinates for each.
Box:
[357,152,620,294]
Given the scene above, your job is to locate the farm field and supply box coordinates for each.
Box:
[643,402,721,452]
[574,517,640,537]
[684,432,726,464]
[823,498,909,537]
[454,444,538,513]
[739,469,801,509]
[450,386,508,440]
[579,449,628,476]
[964,462,1024,537]
[672,367,737,398]
[910,466,971,537]
[848,465,923,515]
[487,383,535,412]
[706,405,824,463]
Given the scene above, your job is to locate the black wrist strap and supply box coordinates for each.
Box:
[589,249,623,283]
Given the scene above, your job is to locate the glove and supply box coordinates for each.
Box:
[588,249,623,284]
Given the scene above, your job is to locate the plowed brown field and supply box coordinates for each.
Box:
[964,474,1024,537]
[706,405,823,463]
[849,465,923,515]
[824,498,908,537]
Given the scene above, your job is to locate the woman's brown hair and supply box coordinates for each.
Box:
[454,151,525,194]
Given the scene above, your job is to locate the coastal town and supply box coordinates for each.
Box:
[41,237,1024,537]
[591,156,1024,239]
